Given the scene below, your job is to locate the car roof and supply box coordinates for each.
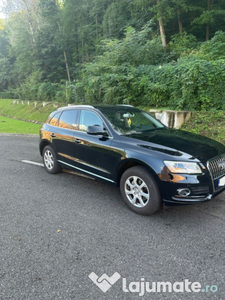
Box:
[57,104,134,111]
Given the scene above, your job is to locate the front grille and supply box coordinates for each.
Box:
[207,154,225,180]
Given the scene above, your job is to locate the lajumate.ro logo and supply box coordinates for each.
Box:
[88,272,218,296]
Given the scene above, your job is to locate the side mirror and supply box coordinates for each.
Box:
[87,125,108,137]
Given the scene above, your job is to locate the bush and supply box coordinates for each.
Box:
[38,82,58,101]
[169,32,198,59]
[74,56,225,110]
[195,31,225,60]
[167,58,225,110]
[0,91,18,99]
[18,71,42,100]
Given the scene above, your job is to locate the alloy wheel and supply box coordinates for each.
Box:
[44,150,54,170]
[124,175,150,207]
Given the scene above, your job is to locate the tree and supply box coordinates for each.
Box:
[6,11,38,81]
[192,0,225,40]
[170,0,192,35]
[103,0,132,39]
[63,0,96,66]
[39,0,71,82]
[3,0,41,45]
[134,0,173,47]
[0,26,13,91]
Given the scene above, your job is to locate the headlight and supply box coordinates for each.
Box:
[164,161,202,174]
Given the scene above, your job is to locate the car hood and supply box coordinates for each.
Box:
[125,128,225,163]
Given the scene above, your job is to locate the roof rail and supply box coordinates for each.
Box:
[117,104,134,107]
[57,104,94,110]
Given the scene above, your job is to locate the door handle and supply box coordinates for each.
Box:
[75,139,81,144]
[51,133,56,137]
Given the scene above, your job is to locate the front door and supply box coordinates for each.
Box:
[71,109,119,182]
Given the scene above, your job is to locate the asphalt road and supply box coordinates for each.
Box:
[0,134,225,300]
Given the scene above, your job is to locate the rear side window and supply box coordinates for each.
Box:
[49,112,61,126]
[58,110,79,130]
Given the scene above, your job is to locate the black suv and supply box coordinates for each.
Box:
[39,105,225,215]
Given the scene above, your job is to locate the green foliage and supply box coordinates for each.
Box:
[18,71,43,100]
[0,19,4,31]
[1,0,225,111]
[76,44,225,110]
[165,58,225,110]
[195,31,225,60]
[0,91,18,99]
[19,77,75,103]
[37,82,58,101]
[103,0,132,38]
[169,32,198,58]
[6,11,39,82]
[143,58,225,110]
[182,111,225,145]
[0,27,15,91]
[0,57,13,91]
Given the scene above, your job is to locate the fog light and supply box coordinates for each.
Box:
[177,188,191,196]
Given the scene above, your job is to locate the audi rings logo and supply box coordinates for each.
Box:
[218,159,225,170]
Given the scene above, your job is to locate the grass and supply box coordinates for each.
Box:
[0,115,41,134]
[181,111,225,145]
[0,99,55,123]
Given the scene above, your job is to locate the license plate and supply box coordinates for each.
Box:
[218,176,225,187]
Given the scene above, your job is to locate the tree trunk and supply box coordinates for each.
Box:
[22,0,36,46]
[206,0,211,41]
[63,50,71,83]
[206,24,210,41]
[57,21,71,83]
[159,18,166,47]
[157,0,166,47]
[177,7,183,35]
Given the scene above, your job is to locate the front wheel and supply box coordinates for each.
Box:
[42,145,62,174]
[120,166,162,215]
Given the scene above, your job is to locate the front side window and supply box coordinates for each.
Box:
[98,107,164,135]
[58,110,79,130]
[79,110,103,132]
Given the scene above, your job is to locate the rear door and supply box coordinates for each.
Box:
[52,109,79,165]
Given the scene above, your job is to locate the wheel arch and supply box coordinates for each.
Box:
[39,139,51,156]
[116,159,161,190]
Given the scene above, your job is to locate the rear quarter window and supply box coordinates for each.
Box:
[49,112,61,126]
[45,111,56,124]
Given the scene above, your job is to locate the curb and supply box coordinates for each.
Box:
[0,133,39,137]
[0,113,43,124]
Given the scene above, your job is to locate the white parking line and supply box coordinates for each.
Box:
[22,160,44,167]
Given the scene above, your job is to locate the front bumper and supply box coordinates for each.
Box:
[158,153,225,206]
[163,194,213,205]
[162,181,225,206]
[158,171,225,206]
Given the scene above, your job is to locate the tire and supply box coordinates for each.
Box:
[42,145,62,174]
[120,166,162,215]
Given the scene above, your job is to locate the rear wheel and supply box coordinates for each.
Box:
[42,145,61,174]
[120,166,162,215]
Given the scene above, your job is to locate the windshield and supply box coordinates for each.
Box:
[96,106,165,135]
